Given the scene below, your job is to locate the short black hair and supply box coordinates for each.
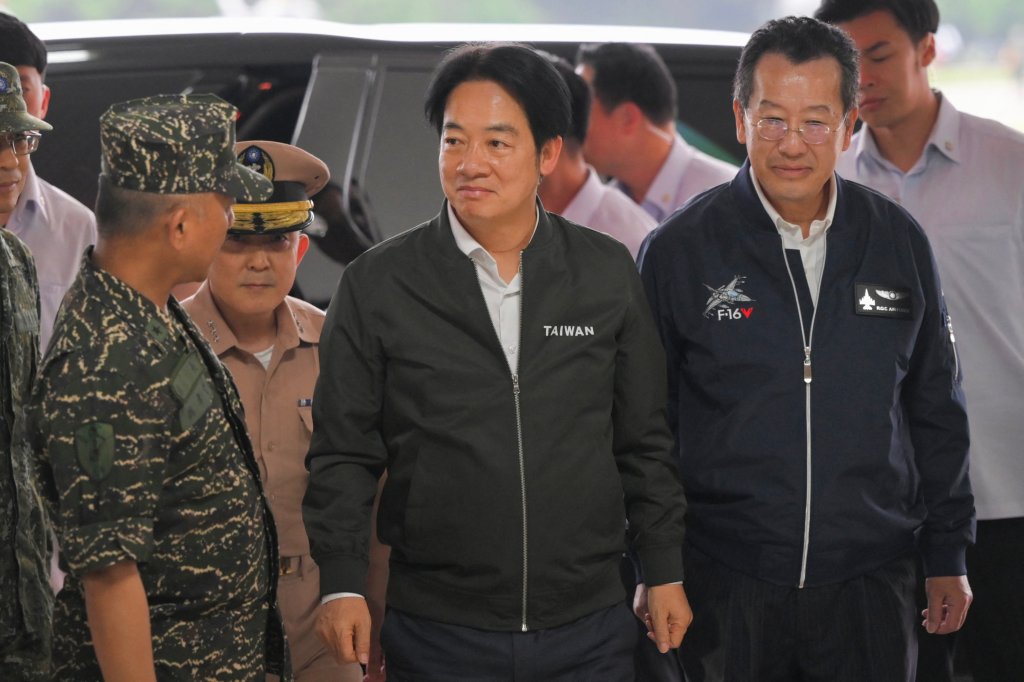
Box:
[815,0,939,43]
[575,42,676,126]
[538,51,590,145]
[95,175,187,238]
[0,12,47,78]
[423,42,570,153]
[734,16,860,114]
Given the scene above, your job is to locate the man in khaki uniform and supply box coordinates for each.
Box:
[184,140,365,682]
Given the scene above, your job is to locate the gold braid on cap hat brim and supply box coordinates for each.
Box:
[232,200,314,232]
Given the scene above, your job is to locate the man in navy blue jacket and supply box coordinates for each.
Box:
[638,16,974,682]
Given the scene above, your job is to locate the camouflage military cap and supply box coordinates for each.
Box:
[0,62,52,133]
[230,140,330,234]
[99,94,272,201]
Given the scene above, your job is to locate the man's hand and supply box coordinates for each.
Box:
[316,596,371,666]
[644,583,693,653]
[923,575,973,634]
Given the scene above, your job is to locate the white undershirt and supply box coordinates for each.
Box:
[448,203,537,373]
[749,167,838,306]
[252,345,274,370]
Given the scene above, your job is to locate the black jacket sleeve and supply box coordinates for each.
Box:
[903,220,975,577]
[614,252,687,585]
[302,262,386,596]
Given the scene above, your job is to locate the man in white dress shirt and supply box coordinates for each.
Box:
[0,12,97,353]
[817,2,1024,680]
[537,53,655,259]
[575,42,736,223]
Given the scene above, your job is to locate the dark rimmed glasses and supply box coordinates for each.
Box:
[0,131,42,156]
[747,116,846,145]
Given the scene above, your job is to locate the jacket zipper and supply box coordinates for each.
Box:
[471,254,529,631]
[513,254,528,631]
[779,237,826,589]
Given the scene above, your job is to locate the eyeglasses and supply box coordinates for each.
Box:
[747,116,845,146]
[0,132,42,156]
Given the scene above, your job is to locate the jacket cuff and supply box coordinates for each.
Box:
[316,553,369,598]
[637,544,684,586]
[921,544,968,578]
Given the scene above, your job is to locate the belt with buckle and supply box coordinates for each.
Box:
[279,556,301,576]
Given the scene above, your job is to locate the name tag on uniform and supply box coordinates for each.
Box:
[854,283,912,319]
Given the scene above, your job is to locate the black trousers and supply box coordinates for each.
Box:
[963,517,1024,681]
[381,603,638,681]
[917,516,1024,682]
[678,545,918,682]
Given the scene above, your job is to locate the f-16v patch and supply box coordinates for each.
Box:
[855,283,912,319]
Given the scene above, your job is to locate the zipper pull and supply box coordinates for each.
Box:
[946,318,956,344]
[803,346,812,384]
[512,373,520,395]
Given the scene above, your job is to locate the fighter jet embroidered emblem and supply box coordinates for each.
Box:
[704,275,755,320]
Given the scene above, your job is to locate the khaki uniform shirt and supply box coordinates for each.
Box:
[184,284,323,558]
[30,252,287,681]
[0,230,52,678]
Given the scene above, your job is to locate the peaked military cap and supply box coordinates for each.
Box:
[0,62,52,133]
[230,140,330,234]
[99,94,272,201]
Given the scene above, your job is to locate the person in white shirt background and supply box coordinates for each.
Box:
[575,41,737,223]
[817,1,1024,680]
[0,12,97,354]
[537,52,656,259]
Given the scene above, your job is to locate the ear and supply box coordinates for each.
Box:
[165,204,191,252]
[733,100,748,145]
[295,233,310,266]
[38,84,51,119]
[538,136,563,177]
[841,107,859,152]
[919,33,937,69]
[617,102,644,135]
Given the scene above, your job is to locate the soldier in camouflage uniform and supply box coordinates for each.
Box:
[29,94,289,681]
[0,61,55,682]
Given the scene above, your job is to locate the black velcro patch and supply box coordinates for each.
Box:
[854,283,912,319]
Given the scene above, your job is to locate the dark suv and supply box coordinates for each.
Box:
[34,18,745,305]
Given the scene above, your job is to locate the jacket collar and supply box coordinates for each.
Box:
[430,197,555,262]
[78,247,178,352]
[731,159,851,235]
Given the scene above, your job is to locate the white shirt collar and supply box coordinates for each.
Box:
[852,91,961,173]
[749,166,838,243]
[8,163,44,228]
[447,202,538,265]
[562,166,604,226]
[644,133,695,217]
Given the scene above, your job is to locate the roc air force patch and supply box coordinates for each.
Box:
[76,422,115,481]
[855,283,912,319]
[704,275,756,320]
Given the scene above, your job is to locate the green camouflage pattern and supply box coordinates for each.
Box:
[0,230,52,681]
[29,251,288,680]
[0,62,52,133]
[99,94,272,201]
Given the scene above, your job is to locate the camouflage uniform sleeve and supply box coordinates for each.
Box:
[35,359,170,577]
